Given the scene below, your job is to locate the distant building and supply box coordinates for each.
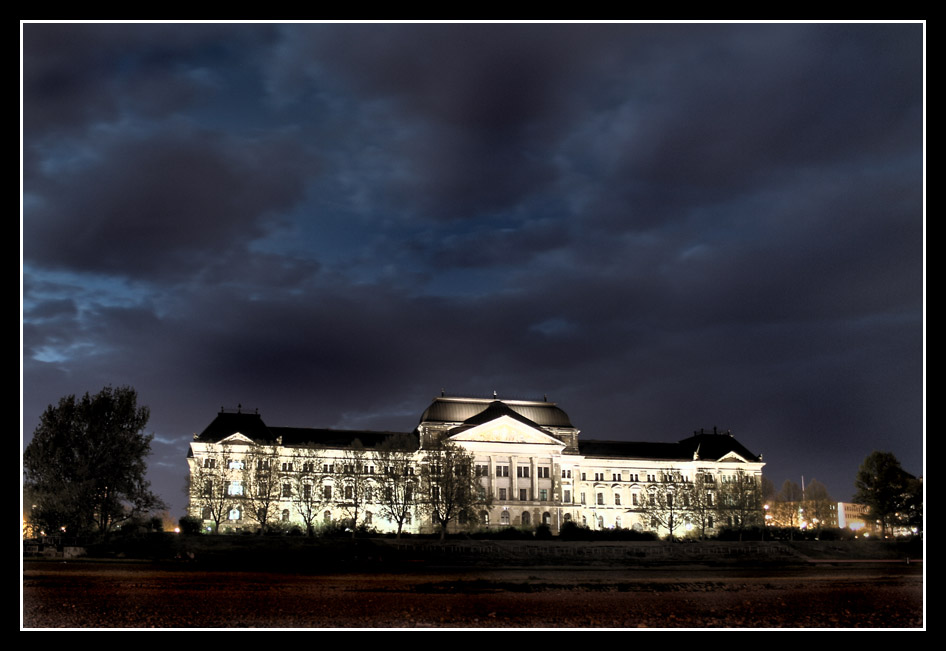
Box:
[837,502,872,532]
[187,394,766,536]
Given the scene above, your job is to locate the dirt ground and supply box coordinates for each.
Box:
[22,560,924,629]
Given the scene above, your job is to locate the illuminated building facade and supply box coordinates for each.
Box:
[187,394,765,536]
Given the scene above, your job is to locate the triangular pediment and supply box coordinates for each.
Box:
[447,414,563,446]
[718,451,750,463]
[218,432,256,446]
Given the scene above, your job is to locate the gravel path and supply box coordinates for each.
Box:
[22,561,923,629]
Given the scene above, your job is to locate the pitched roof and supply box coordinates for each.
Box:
[194,411,418,450]
[579,432,761,462]
[419,396,574,428]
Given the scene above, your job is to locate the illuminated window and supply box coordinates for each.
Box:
[228,481,244,496]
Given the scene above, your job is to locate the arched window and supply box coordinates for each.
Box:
[480,511,489,526]
[501,511,510,525]
[542,512,551,525]
[563,513,572,522]
[281,509,290,522]
[521,511,531,526]
[228,507,241,521]
[323,510,332,523]
[615,516,622,529]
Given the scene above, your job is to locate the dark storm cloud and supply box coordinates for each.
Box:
[23,23,276,137]
[22,22,923,515]
[24,125,310,279]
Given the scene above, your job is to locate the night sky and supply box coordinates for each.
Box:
[21,22,924,520]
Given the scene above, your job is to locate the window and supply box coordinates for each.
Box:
[519,488,528,501]
[613,473,621,482]
[615,516,622,528]
[707,492,714,506]
[203,458,216,469]
[365,487,373,502]
[201,506,212,520]
[496,465,509,477]
[202,480,213,497]
[323,464,334,473]
[324,510,332,523]
[667,493,673,507]
[228,481,244,496]
[594,472,604,481]
[499,488,507,501]
[581,492,586,505]
[581,473,587,481]
[647,474,656,482]
[229,459,244,470]
[256,459,268,471]
[281,509,290,522]
[476,464,489,476]
[562,469,572,479]
[303,484,312,499]
[501,510,510,525]
[344,485,354,500]
[282,462,293,472]
[537,467,550,478]
[597,492,604,505]
[564,489,571,503]
[405,466,414,475]
[632,493,639,506]
[614,493,621,506]
[543,512,551,525]
[282,483,292,498]
[630,473,639,482]
[302,462,315,473]
[521,511,531,525]
[323,485,332,500]
[365,511,372,525]
[228,507,241,521]
[480,511,489,526]
[517,466,530,478]
[539,489,548,501]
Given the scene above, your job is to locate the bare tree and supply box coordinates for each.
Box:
[242,445,283,533]
[686,470,718,540]
[419,438,490,541]
[644,470,691,541]
[289,447,326,536]
[375,433,419,539]
[801,478,834,534]
[334,440,378,535]
[716,471,764,539]
[187,447,240,533]
[772,480,803,536]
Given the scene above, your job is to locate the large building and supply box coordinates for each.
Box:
[187,394,765,536]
